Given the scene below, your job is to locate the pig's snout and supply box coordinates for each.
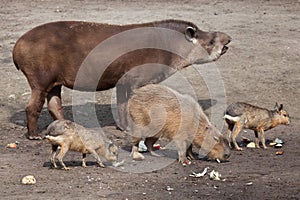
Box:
[206,137,231,162]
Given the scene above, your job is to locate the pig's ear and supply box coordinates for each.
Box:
[185,26,197,43]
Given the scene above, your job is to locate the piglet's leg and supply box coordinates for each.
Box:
[56,145,70,170]
[259,129,267,149]
[82,153,87,168]
[175,140,191,165]
[254,131,260,148]
[232,122,243,151]
[89,149,105,168]
[226,122,234,148]
[50,145,58,169]
[130,137,145,160]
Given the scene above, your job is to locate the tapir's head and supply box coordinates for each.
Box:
[182,24,231,64]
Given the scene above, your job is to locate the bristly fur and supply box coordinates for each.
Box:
[128,84,230,164]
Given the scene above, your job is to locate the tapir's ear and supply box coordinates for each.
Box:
[185,26,197,42]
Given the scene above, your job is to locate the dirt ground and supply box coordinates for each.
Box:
[0,0,299,199]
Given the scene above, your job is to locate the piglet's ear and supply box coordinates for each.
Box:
[274,102,283,112]
[185,26,197,42]
[278,104,283,111]
[274,102,279,111]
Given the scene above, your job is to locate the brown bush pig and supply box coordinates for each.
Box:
[127,84,230,165]
[45,120,118,170]
[224,102,290,151]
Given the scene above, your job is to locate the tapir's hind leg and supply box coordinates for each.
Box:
[26,89,47,140]
[116,83,131,131]
[47,85,64,120]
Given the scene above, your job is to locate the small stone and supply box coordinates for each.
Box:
[276,150,283,155]
[166,186,174,191]
[269,142,277,147]
[209,170,221,181]
[8,94,16,101]
[21,175,36,185]
[138,141,147,152]
[21,92,31,96]
[6,143,17,148]
[274,138,283,144]
[246,142,256,148]
[246,182,253,186]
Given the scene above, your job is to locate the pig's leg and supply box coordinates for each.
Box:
[186,144,195,160]
[130,136,145,160]
[47,85,64,120]
[175,140,191,165]
[232,122,243,151]
[145,137,161,157]
[50,145,58,169]
[254,130,260,148]
[56,145,70,170]
[88,149,105,168]
[82,153,87,168]
[26,89,47,140]
[259,129,267,149]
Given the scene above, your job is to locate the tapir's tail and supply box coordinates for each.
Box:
[14,63,20,70]
[12,45,20,70]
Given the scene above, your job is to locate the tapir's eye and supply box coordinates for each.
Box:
[209,39,215,45]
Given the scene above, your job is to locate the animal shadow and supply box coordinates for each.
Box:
[10,103,116,132]
[10,99,217,133]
